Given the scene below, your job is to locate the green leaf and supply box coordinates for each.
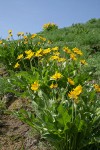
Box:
[42,132,61,142]
[57,103,71,128]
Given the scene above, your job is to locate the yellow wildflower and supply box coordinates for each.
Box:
[6,36,11,40]
[50,83,58,89]
[31,81,39,91]
[17,54,23,60]
[25,50,32,55]
[68,85,82,100]
[17,32,24,36]
[35,49,43,57]
[50,72,63,80]
[72,47,83,55]
[14,62,20,68]
[58,57,66,62]
[49,55,59,60]
[9,33,13,37]
[53,52,60,56]
[25,50,34,59]
[68,78,75,85]
[52,47,59,51]
[80,60,88,65]
[93,84,100,92]
[24,40,28,44]
[43,48,51,54]
[8,30,12,34]
[25,52,34,59]
[48,40,52,44]
[63,47,71,54]
[0,40,2,44]
[31,34,37,39]
[39,36,46,41]
[74,85,82,95]
[23,36,27,39]
[70,53,77,60]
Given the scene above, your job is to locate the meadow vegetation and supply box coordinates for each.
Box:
[0,19,100,150]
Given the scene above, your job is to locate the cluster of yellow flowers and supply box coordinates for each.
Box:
[63,47,87,64]
[23,34,47,45]
[30,75,83,103]
[43,23,58,31]
[13,34,89,103]
[14,45,65,68]
[6,30,25,40]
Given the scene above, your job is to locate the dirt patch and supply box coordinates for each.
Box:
[0,114,39,150]
[0,99,51,150]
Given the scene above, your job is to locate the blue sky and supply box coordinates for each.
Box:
[0,0,100,39]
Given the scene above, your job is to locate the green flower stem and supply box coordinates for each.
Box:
[72,100,74,123]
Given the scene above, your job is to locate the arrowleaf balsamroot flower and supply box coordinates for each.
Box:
[68,85,82,101]
[53,52,60,56]
[93,84,100,92]
[14,62,20,68]
[63,47,71,54]
[17,54,23,60]
[68,78,75,85]
[23,36,27,39]
[70,53,77,61]
[49,55,59,60]
[25,50,34,59]
[42,48,51,55]
[31,34,37,39]
[72,47,83,56]
[35,49,43,57]
[50,83,58,89]
[80,59,88,65]
[8,30,12,34]
[0,40,2,44]
[58,57,66,62]
[25,52,34,59]
[17,32,24,36]
[25,50,32,55]
[52,47,59,51]
[31,81,39,91]
[50,72,63,80]
[39,36,46,41]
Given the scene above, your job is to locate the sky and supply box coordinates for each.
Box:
[0,0,100,39]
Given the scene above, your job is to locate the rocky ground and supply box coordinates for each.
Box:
[0,98,51,150]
